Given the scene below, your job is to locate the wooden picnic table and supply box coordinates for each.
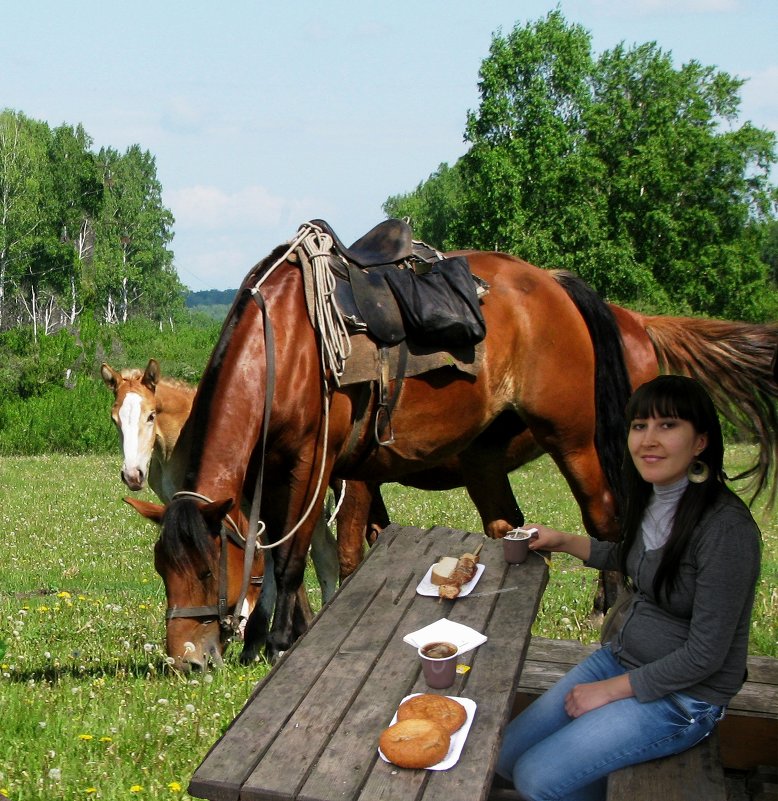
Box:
[189,522,549,801]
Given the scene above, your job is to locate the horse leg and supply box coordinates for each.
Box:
[309,503,339,604]
[545,444,622,613]
[460,449,524,539]
[240,547,275,663]
[334,479,378,581]
[366,484,390,545]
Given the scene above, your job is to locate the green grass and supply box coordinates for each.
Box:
[0,448,774,800]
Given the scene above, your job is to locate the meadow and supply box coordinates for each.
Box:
[0,448,775,801]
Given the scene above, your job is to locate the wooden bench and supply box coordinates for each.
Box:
[490,637,778,801]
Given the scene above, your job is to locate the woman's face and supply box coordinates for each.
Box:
[628,415,708,486]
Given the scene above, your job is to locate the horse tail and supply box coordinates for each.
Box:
[552,270,633,512]
[640,314,778,506]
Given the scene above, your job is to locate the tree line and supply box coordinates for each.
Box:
[1,8,777,356]
[385,11,778,322]
[0,109,185,338]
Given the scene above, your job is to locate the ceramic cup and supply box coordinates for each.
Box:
[503,529,534,564]
[418,641,459,689]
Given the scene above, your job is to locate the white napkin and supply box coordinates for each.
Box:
[403,618,487,654]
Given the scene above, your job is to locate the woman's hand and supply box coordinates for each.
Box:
[526,524,568,552]
[525,524,592,562]
[564,675,634,718]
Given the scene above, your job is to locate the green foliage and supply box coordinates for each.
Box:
[0,109,185,332]
[0,327,82,402]
[0,379,114,454]
[0,315,221,456]
[98,314,222,384]
[384,162,465,251]
[387,10,778,321]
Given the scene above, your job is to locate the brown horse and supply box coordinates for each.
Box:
[101,360,196,503]
[126,223,777,668]
[102,358,342,640]
[335,300,778,587]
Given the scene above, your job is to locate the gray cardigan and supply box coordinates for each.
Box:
[586,491,761,706]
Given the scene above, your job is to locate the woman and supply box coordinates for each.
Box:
[496,375,761,801]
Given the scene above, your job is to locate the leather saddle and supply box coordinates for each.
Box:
[311,218,487,348]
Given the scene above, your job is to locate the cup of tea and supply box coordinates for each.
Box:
[503,528,535,564]
[418,641,459,689]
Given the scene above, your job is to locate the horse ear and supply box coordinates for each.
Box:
[200,498,235,528]
[124,496,166,524]
[143,359,160,391]
[101,363,121,393]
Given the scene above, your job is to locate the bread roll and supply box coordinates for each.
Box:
[379,718,450,769]
[430,556,458,585]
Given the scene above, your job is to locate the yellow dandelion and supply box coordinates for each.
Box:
[78,733,94,741]
[168,781,183,792]
[99,736,112,743]
[130,785,143,793]
[57,591,72,599]
[85,788,97,794]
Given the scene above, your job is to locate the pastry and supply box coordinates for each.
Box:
[397,693,467,735]
[379,718,450,769]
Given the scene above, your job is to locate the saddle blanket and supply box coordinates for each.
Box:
[340,333,483,387]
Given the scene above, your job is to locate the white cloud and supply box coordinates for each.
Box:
[167,184,300,230]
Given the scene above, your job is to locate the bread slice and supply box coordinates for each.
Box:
[430,556,458,585]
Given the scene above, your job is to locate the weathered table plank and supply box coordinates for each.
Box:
[189,523,548,801]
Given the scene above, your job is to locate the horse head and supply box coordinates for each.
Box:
[125,495,265,671]
[101,359,160,491]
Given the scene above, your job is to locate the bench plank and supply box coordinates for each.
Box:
[514,638,777,772]
[606,733,726,801]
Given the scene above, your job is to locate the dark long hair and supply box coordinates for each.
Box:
[618,375,731,598]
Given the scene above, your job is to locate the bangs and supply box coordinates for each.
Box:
[626,375,702,424]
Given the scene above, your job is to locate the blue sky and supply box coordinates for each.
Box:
[2,1,776,290]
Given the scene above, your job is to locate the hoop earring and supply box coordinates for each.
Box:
[688,460,710,484]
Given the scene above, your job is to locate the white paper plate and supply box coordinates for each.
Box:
[416,562,485,597]
[403,618,487,654]
[378,693,477,770]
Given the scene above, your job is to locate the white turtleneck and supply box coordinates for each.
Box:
[642,475,689,550]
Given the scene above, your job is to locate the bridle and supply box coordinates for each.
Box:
[164,490,264,636]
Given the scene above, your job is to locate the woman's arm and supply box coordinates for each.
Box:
[527,524,592,562]
[565,674,634,718]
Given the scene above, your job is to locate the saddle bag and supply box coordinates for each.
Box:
[384,256,487,348]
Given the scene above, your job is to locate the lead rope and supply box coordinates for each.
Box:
[246,222,344,552]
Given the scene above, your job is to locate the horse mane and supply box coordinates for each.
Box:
[551,270,632,511]
[115,367,195,395]
[187,242,293,473]
[157,376,196,395]
[117,368,144,381]
[158,498,217,574]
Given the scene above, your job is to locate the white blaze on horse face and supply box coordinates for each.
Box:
[118,391,155,490]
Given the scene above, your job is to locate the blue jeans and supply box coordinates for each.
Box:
[496,647,724,801]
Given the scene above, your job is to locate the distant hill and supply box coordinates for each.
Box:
[186,289,237,308]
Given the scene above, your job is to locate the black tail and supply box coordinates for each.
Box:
[552,271,632,514]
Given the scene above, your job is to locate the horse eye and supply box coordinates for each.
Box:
[199,570,213,581]
[148,412,156,423]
